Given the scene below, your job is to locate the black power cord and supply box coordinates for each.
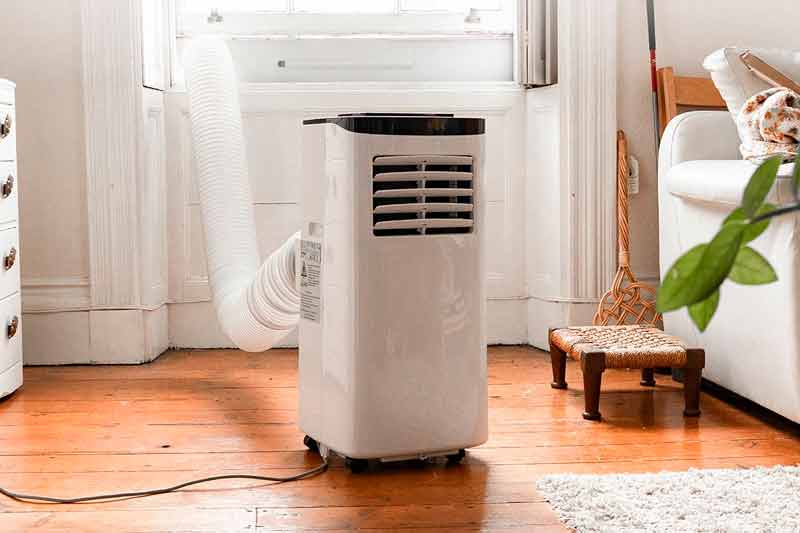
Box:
[0,457,328,504]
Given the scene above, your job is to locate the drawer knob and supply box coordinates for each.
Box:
[4,247,15,270]
[2,174,13,198]
[7,315,18,339]
[0,114,11,139]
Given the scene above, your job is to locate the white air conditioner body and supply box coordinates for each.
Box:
[298,114,488,461]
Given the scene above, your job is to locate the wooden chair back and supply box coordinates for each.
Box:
[656,67,727,135]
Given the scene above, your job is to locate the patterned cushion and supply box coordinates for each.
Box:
[704,47,800,119]
[737,88,800,162]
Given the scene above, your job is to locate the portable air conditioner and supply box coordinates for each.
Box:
[298,113,488,470]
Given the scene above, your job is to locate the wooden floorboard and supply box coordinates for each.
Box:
[1,346,799,532]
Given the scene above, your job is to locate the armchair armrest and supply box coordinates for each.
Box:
[658,111,741,177]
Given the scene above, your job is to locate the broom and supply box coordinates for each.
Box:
[647,0,661,150]
[593,131,662,328]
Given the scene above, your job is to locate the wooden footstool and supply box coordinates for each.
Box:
[548,325,705,421]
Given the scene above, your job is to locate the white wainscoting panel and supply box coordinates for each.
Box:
[22,311,91,365]
[165,82,526,346]
[81,0,145,308]
[23,306,168,365]
[169,301,298,349]
[487,299,528,345]
[140,89,169,308]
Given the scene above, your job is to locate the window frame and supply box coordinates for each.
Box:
[176,0,515,37]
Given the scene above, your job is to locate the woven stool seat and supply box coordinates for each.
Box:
[550,325,687,369]
[548,325,704,421]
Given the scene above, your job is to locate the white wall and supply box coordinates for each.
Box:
[618,0,798,282]
[0,2,89,285]
[0,1,171,365]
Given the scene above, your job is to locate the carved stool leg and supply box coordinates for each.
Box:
[683,349,705,417]
[640,368,656,387]
[549,331,568,390]
[581,352,606,421]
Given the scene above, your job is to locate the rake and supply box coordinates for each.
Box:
[593,131,662,327]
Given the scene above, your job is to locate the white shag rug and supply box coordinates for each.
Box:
[537,465,800,533]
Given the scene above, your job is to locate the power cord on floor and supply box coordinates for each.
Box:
[0,457,328,504]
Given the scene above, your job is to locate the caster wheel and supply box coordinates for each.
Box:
[303,435,319,454]
[446,449,466,464]
[345,457,369,474]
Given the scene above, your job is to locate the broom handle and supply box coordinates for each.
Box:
[617,130,630,268]
[647,0,661,151]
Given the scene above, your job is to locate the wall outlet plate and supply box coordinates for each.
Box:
[627,155,640,195]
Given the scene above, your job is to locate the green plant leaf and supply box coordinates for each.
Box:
[688,289,720,332]
[657,244,707,313]
[657,222,745,312]
[728,246,778,285]
[741,156,781,218]
[723,203,776,244]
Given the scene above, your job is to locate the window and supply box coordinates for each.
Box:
[290,1,397,14]
[177,0,514,36]
[174,0,516,84]
[179,0,503,14]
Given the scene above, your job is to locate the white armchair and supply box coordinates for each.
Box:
[658,110,800,423]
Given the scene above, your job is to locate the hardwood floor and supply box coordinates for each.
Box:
[1,346,799,532]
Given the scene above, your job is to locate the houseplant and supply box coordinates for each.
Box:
[657,156,800,331]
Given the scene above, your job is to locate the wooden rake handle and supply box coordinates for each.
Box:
[617,131,631,268]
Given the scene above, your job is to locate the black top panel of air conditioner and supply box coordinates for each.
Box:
[302,113,484,135]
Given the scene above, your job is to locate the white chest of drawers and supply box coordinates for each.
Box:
[0,79,22,399]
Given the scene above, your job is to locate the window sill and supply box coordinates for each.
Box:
[177,32,513,41]
[168,80,522,93]
[172,32,514,84]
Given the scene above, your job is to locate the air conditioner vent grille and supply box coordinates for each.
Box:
[372,155,474,236]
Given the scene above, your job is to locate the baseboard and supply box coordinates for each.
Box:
[169,298,529,350]
[526,297,598,350]
[21,277,91,313]
[23,306,169,365]
[487,298,528,345]
[168,301,298,349]
[18,276,654,360]
[22,298,526,363]
[524,272,662,351]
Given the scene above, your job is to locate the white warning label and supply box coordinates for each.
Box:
[300,240,322,323]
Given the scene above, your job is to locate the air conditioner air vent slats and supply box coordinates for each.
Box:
[372,155,474,237]
[373,155,473,167]
[375,219,474,231]
[373,188,473,199]
[373,171,472,183]
[374,203,473,215]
